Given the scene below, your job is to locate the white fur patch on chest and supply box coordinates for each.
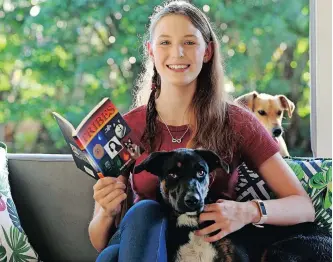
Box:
[176,214,199,227]
[175,232,217,262]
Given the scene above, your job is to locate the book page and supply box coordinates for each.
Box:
[52,112,76,136]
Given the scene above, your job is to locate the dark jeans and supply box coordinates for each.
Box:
[96,200,168,262]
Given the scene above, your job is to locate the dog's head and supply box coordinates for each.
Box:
[235,91,295,138]
[133,148,229,214]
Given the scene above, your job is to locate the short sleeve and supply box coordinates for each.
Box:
[231,105,280,171]
[123,105,147,139]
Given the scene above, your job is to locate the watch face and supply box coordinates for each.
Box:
[259,202,267,215]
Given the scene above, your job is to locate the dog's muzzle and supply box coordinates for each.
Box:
[184,193,202,211]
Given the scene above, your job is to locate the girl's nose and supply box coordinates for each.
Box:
[171,45,184,58]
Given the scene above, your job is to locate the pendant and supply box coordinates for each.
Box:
[172,138,182,143]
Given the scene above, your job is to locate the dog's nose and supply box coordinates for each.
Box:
[184,194,200,209]
[272,127,282,137]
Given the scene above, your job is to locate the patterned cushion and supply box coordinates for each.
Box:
[235,157,332,232]
[0,142,41,261]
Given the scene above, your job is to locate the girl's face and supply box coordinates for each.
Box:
[148,14,212,88]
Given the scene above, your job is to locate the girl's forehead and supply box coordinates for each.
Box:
[152,14,202,39]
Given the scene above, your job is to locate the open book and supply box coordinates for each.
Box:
[52,98,144,180]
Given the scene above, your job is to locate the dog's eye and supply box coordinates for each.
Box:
[277,110,282,116]
[258,110,266,116]
[168,173,178,179]
[197,170,205,177]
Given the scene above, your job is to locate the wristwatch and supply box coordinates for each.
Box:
[251,199,268,228]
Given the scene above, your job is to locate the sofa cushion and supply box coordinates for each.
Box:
[7,153,99,262]
[235,157,332,232]
[0,143,40,261]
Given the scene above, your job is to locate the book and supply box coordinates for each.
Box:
[52,98,144,180]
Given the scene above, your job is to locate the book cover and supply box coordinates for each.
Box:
[52,98,144,180]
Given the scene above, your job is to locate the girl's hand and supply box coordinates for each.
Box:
[194,199,259,242]
[93,175,128,218]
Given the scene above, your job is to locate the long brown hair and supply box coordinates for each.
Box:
[133,0,236,161]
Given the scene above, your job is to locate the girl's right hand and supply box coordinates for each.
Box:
[93,175,128,218]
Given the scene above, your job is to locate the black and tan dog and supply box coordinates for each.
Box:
[134,148,331,262]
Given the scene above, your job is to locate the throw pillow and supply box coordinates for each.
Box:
[0,142,41,261]
[235,157,332,232]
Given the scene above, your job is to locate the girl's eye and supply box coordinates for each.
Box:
[169,173,178,179]
[160,40,170,45]
[185,41,195,45]
[277,110,282,116]
[197,170,205,177]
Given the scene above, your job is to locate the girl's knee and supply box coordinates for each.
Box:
[96,244,119,262]
[133,200,163,213]
[121,200,165,227]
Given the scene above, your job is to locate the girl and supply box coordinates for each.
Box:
[89,1,315,261]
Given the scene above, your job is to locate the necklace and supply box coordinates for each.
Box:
[157,112,190,143]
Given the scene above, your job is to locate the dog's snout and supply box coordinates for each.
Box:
[272,127,282,137]
[184,194,200,209]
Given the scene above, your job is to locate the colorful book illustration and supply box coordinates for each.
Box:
[52,98,144,180]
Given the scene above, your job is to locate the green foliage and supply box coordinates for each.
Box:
[283,159,332,230]
[0,0,311,155]
[310,165,332,209]
[1,226,36,261]
[0,245,7,262]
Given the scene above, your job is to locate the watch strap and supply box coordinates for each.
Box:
[251,199,268,228]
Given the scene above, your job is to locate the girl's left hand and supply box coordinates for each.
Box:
[194,199,258,242]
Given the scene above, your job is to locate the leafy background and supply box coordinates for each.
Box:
[0,0,311,156]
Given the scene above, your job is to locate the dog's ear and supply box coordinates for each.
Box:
[278,95,295,118]
[133,151,173,177]
[194,149,230,174]
[235,91,258,112]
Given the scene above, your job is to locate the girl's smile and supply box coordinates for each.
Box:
[166,64,191,72]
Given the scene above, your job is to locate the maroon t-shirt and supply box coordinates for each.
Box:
[124,104,279,203]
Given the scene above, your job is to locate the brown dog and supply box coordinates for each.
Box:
[235,91,295,157]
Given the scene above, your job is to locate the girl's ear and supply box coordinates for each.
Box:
[204,41,214,63]
[146,41,154,58]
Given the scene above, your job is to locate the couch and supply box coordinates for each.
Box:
[4,152,332,262]
[7,153,99,262]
